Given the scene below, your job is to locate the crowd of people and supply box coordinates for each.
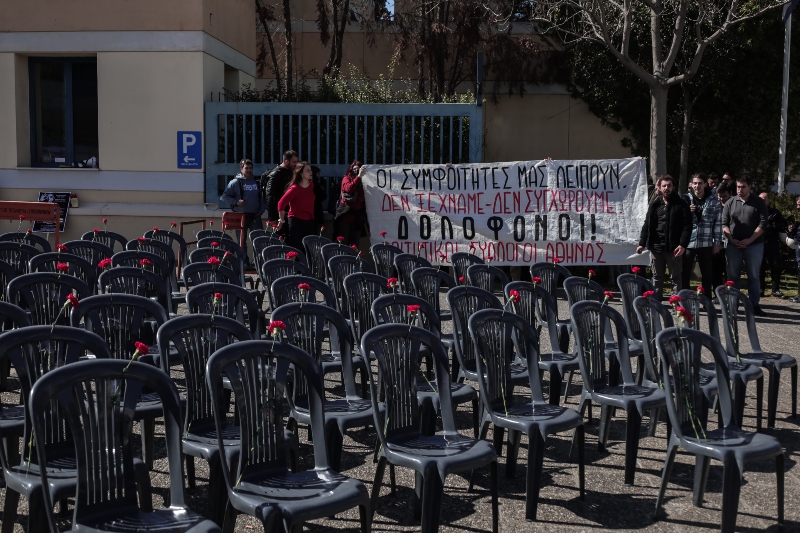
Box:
[637,172,800,315]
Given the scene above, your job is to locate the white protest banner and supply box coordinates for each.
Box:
[362,157,650,266]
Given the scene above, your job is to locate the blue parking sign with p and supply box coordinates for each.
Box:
[178,131,202,169]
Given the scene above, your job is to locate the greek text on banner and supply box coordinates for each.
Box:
[362,158,650,266]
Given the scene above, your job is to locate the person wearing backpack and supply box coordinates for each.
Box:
[220,158,265,268]
[262,149,298,233]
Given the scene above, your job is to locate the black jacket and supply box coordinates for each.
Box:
[261,165,293,222]
[639,192,692,251]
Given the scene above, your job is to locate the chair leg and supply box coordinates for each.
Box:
[777,453,785,524]
[413,471,423,521]
[471,399,480,438]
[420,471,444,533]
[598,405,613,452]
[327,424,345,472]
[359,502,371,533]
[576,425,585,499]
[506,429,522,479]
[720,459,742,533]
[222,501,238,533]
[562,370,574,404]
[209,459,227,527]
[647,408,660,437]
[479,419,491,441]
[492,426,505,456]
[371,456,387,518]
[185,454,196,489]
[491,461,499,533]
[389,464,396,494]
[732,378,746,427]
[756,375,763,431]
[549,370,563,406]
[134,457,154,512]
[766,367,781,429]
[26,489,48,533]
[1,487,20,533]
[791,365,797,418]
[624,408,642,485]
[692,455,711,506]
[141,417,156,469]
[525,432,546,521]
[570,394,590,457]
[653,443,678,519]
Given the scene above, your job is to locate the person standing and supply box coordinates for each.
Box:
[334,161,367,247]
[636,174,692,300]
[707,172,720,192]
[263,149,299,231]
[758,192,788,298]
[722,175,768,315]
[786,196,800,303]
[712,182,733,290]
[277,161,316,250]
[681,173,722,296]
[219,159,265,267]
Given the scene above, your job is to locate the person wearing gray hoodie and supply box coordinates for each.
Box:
[220,158,265,266]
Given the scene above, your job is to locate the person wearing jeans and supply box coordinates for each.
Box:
[722,175,768,315]
[219,159,265,267]
[682,173,722,296]
[636,174,692,300]
[786,196,800,304]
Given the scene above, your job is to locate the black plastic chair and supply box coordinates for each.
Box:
[63,239,113,268]
[29,358,220,533]
[71,293,169,467]
[270,274,336,309]
[146,228,189,277]
[183,261,242,288]
[0,259,18,303]
[198,236,246,261]
[0,302,30,439]
[7,272,92,326]
[190,247,250,290]
[570,300,666,485]
[466,264,510,295]
[273,302,375,472]
[29,251,97,292]
[617,273,656,382]
[112,249,171,282]
[320,242,358,285]
[253,235,283,278]
[342,272,389,350]
[207,340,371,533]
[99,266,172,314]
[451,251,484,284]
[128,238,179,293]
[261,244,308,266]
[678,290,764,430]
[156,314,254,525]
[0,241,39,275]
[196,229,235,242]
[370,243,403,279]
[717,285,797,428]
[362,324,498,533]
[260,259,312,313]
[506,281,579,405]
[371,293,480,437]
[411,266,456,327]
[393,253,431,294]
[329,255,375,317]
[530,262,572,352]
[0,231,51,253]
[81,229,128,252]
[186,282,263,339]
[469,309,585,520]
[653,327,784,532]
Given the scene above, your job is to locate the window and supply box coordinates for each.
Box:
[29,57,98,167]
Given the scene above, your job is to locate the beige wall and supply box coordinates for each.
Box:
[97,52,205,172]
[203,0,257,59]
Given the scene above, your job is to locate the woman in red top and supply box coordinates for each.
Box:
[334,160,367,247]
[277,161,316,250]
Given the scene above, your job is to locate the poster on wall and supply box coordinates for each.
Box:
[32,192,70,233]
[362,157,650,266]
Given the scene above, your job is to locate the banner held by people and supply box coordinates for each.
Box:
[362,157,650,266]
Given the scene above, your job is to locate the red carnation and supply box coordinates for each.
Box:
[56,262,69,273]
[65,293,79,309]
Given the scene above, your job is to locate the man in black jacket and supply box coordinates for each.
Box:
[636,174,692,300]
[261,149,298,230]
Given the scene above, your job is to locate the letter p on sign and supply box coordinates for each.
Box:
[177,131,202,169]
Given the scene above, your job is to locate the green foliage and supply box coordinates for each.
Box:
[767,190,800,225]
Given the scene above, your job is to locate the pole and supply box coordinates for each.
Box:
[779,4,792,192]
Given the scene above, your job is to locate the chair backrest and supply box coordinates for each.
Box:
[321,243,358,284]
[81,230,128,253]
[0,259,18,302]
[189,247,245,287]
[261,244,308,265]
[270,274,336,309]
[253,235,283,277]
[677,289,721,342]
[328,255,375,316]
[469,309,545,407]
[197,237,245,261]
[111,250,170,286]
[63,240,113,268]
[0,327,110,475]
[466,264,510,295]
[7,272,92,326]
[260,259,312,311]
[393,253,431,294]
[570,300,635,393]
[29,358,186,530]
[0,231,51,253]
[0,241,40,275]
[196,228,235,241]
[0,300,31,329]
[70,294,169,358]
[186,282,261,337]
[563,275,605,307]
[248,228,268,243]
[656,327,735,441]
[145,229,188,272]
[411,267,456,315]
[361,324,457,445]
[29,251,97,291]
[505,281,560,354]
[632,296,675,386]
[126,238,178,290]
[371,293,441,335]
[617,273,656,342]
[370,243,403,279]
[342,272,389,348]
[303,235,333,281]
[181,261,241,288]
[446,286,503,376]
[98,266,171,312]
[157,314,252,435]
[450,252,484,283]
[529,262,571,320]
[715,285,762,356]
[207,340,331,488]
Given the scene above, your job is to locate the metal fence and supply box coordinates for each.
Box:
[204,102,483,204]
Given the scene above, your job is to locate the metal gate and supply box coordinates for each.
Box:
[204,102,483,204]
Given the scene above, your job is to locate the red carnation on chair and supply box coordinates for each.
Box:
[207,256,221,266]
[286,251,298,261]
[632,266,641,274]
[337,236,345,243]
[268,320,286,338]
[65,294,80,309]
[56,262,69,273]
[98,258,112,270]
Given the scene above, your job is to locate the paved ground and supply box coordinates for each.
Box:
[2,292,799,532]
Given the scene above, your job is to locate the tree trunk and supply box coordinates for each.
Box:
[679,85,693,194]
[649,84,669,181]
[333,0,350,77]
[282,0,293,96]
[323,0,339,76]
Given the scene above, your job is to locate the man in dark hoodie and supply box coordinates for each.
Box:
[262,149,298,232]
[636,174,693,300]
